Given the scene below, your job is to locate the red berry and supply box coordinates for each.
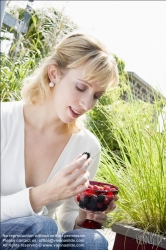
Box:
[103,185,111,191]
[85,189,96,195]
[85,192,94,198]
[103,197,110,205]
[94,185,100,190]
[107,193,114,201]
[97,202,103,209]
[76,194,80,202]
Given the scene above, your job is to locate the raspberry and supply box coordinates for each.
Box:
[93,185,100,190]
[103,197,110,205]
[103,185,111,191]
[107,194,114,201]
[76,194,80,202]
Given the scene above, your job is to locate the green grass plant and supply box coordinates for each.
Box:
[92,95,166,236]
[1,4,77,102]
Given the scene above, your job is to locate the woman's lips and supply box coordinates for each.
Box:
[69,107,81,118]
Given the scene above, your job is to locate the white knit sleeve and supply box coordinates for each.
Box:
[1,188,48,222]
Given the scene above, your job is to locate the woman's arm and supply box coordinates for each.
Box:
[56,148,101,232]
[1,188,47,222]
[29,155,91,211]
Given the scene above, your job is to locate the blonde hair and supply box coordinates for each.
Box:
[21,31,119,132]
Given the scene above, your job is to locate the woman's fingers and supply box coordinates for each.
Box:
[64,154,88,175]
[49,154,92,200]
[103,196,118,213]
[69,158,92,181]
[87,212,107,225]
[71,170,90,190]
[73,179,90,196]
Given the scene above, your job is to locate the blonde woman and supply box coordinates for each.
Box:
[1,32,119,250]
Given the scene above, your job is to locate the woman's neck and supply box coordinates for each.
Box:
[23,101,70,135]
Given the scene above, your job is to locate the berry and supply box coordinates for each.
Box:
[107,193,114,201]
[87,196,98,211]
[76,194,80,202]
[87,201,97,211]
[103,197,110,205]
[97,194,106,202]
[98,186,104,190]
[84,196,90,204]
[103,185,111,191]
[82,152,90,159]
[97,202,103,209]
[93,185,100,190]
[79,200,87,209]
[100,204,108,211]
[88,184,93,189]
[85,189,96,195]
[80,194,90,205]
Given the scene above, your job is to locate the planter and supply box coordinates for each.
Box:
[112,223,166,250]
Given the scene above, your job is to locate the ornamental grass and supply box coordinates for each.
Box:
[92,94,166,236]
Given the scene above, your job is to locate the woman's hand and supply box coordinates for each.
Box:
[74,195,119,228]
[30,154,91,212]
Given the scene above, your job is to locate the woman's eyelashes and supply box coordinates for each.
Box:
[75,82,87,92]
[75,86,85,92]
[75,82,104,100]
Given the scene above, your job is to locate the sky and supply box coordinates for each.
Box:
[9,1,166,97]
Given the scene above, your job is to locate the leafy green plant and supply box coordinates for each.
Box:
[1,4,78,102]
[94,95,166,235]
[0,51,37,101]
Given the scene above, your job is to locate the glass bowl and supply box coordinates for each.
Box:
[75,180,119,229]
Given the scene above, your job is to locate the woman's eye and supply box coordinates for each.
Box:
[75,82,87,92]
[75,86,85,92]
[94,95,99,100]
[94,93,103,100]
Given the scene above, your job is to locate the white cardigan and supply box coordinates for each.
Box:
[1,101,101,232]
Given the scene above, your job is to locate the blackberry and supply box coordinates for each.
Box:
[82,152,91,159]
[97,194,106,202]
[83,196,90,206]
[87,196,98,211]
[79,200,87,209]
[99,204,108,212]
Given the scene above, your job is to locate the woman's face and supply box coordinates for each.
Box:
[51,64,107,124]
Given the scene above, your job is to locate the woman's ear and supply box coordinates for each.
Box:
[47,65,59,83]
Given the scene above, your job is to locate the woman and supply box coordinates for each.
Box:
[1,32,119,249]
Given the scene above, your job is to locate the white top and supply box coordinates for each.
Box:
[1,101,101,232]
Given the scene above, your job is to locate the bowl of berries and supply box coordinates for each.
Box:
[76,180,119,229]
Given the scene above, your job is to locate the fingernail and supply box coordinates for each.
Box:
[83,158,92,169]
[78,155,87,164]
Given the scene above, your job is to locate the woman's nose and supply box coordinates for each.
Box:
[79,97,93,111]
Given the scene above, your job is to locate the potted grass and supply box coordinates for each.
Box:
[91,95,166,249]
